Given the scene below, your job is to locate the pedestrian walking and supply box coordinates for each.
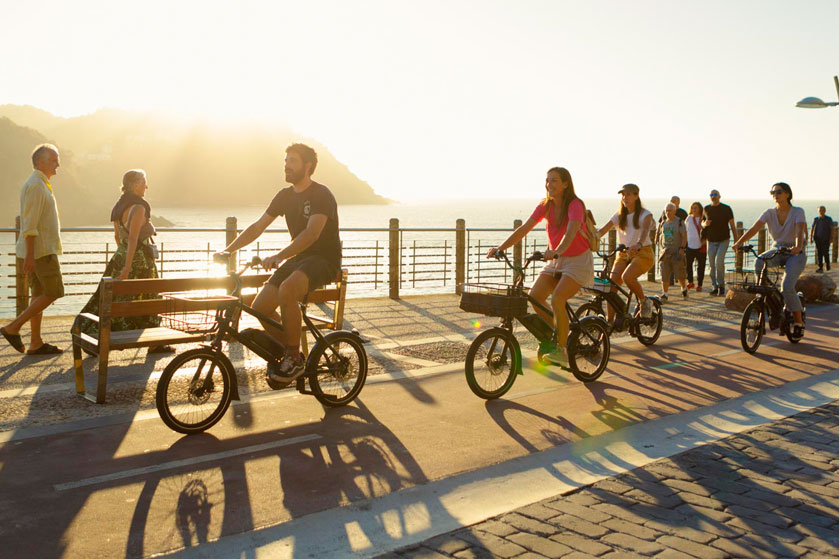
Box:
[1,144,65,355]
[685,201,707,291]
[657,203,688,300]
[656,196,687,285]
[810,206,833,272]
[703,189,738,296]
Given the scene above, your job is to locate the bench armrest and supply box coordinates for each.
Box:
[78,312,100,324]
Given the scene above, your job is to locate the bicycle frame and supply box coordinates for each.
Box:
[742,246,792,328]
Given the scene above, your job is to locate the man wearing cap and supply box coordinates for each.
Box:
[1,144,65,355]
[702,190,737,296]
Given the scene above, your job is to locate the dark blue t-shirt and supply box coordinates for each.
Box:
[266,181,341,266]
[812,215,834,240]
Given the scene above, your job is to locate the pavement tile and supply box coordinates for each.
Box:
[590,478,634,495]
[675,490,727,511]
[560,492,602,507]
[652,549,696,559]
[642,519,717,544]
[777,505,839,528]
[725,504,792,529]
[718,490,782,512]
[473,519,517,538]
[654,535,728,559]
[643,462,698,482]
[516,503,563,523]
[600,551,646,559]
[513,553,550,559]
[542,500,613,524]
[507,532,574,557]
[710,536,782,559]
[600,533,664,555]
[797,535,839,555]
[601,518,661,541]
[422,533,472,555]
[498,512,559,538]
[549,532,613,556]
[563,552,601,559]
[630,501,691,522]
[590,503,651,524]
[452,528,526,559]
[396,547,452,559]
[659,478,716,498]
[551,514,610,539]
[621,488,684,509]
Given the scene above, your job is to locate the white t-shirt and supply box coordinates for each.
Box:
[685,215,703,249]
[610,209,653,247]
[759,206,806,246]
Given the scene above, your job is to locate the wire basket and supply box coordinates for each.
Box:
[159,293,239,334]
[729,267,781,290]
[459,282,529,318]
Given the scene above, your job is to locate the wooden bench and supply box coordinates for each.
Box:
[71,269,348,404]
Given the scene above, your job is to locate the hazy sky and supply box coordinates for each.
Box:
[2,0,837,201]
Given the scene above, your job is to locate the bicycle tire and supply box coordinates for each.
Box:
[568,317,611,383]
[309,331,368,407]
[740,300,765,353]
[156,348,234,434]
[635,298,663,346]
[575,301,605,320]
[465,327,520,399]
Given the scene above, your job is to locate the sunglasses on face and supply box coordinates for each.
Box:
[710,194,719,198]
[770,189,784,195]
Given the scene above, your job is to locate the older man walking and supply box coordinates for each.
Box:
[1,144,65,355]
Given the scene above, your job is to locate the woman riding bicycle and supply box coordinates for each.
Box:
[486,167,594,367]
[733,182,807,340]
[596,184,655,321]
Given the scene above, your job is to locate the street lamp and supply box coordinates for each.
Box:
[795,76,839,108]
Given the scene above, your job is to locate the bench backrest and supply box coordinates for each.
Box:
[96,270,348,330]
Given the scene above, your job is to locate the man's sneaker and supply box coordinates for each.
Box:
[816,267,823,273]
[710,287,719,296]
[682,288,689,299]
[695,285,702,292]
[544,347,569,369]
[687,282,695,289]
[792,323,805,341]
[827,263,831,271]
[660,293,669,302]
[640,297,653,318]
[268,352,305,382]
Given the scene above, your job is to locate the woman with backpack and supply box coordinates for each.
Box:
[685,201,707,292]
[486,167,596,368]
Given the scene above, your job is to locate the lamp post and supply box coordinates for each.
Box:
[795,76,839,108]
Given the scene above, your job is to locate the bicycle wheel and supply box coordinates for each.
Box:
[740,300,765,353]
[575,301,605,320]
[309,331,368,407]
[156,348,234,434]
[568,317,611,383]
[465,327,520,399]
[635,298,663,346]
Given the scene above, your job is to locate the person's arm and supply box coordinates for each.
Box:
[262,214,329,268]
[20,184,45,275]
[118,206,145,280]
[728,217,738,241]
[113,222,121,245]
[733,219,765,250]
[217,212,276,256]
[810,219,816,243]
[486,218,538,257]
[791,222,806,255]
[597,219,614,238]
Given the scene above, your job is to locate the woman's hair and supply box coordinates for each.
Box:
[773,182,793,202]
[544,167,580,225]
[690,201,703,215]
[618,184,645,230]
[121,169,146,192]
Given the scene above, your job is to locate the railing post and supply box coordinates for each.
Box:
[14,216,28,315]
[513,219,522,270]
[608,229,616,272]
[455,218,465,294]
[389,218,399,299]
[832,224,838,263]
[757,228,767,254]
[735,221,744,273]
[647,229,656,282]
[225,216,237,274]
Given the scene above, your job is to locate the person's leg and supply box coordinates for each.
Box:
[660,258,671,295]
[685,248,696,286]
[607,259,629,323]
[715,239,730,292]
[780,252,806,321]
[622,259,648,302]
[252,284,285,340]
[276,271,309,353]
[529,273,559,323]
[548,274,582,366]
[706,241,720,290]
[697,251,706,289]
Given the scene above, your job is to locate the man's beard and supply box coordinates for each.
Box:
[285,168,305,184]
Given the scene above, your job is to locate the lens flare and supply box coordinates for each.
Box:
[471,320,482,329]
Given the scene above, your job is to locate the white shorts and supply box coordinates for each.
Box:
[540,250,594,287]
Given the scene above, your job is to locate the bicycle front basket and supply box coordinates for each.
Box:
[459,283,528,318]
[159,293,238,334]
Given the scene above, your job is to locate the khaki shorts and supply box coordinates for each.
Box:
[19,254,64,299]
[540,250,594,287]
[615,245,654,275]
[659,252,686,282]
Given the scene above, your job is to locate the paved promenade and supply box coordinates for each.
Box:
[0,271,836,558]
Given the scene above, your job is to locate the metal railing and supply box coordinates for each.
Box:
[2,216,836,317]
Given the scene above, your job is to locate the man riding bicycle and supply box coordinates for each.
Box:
[215,143,341,381]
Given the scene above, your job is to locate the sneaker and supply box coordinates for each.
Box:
[696,285,702,292]
[792,323,805,340]
[827,263,831,271]
[269,352,305,382]
[710,287,719,296]
[660,293,669,302]
[816,267,823,273]
[544,347,569,368]
[682,288,689,299]
[687,282,695,289]
[640,297,653,318]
